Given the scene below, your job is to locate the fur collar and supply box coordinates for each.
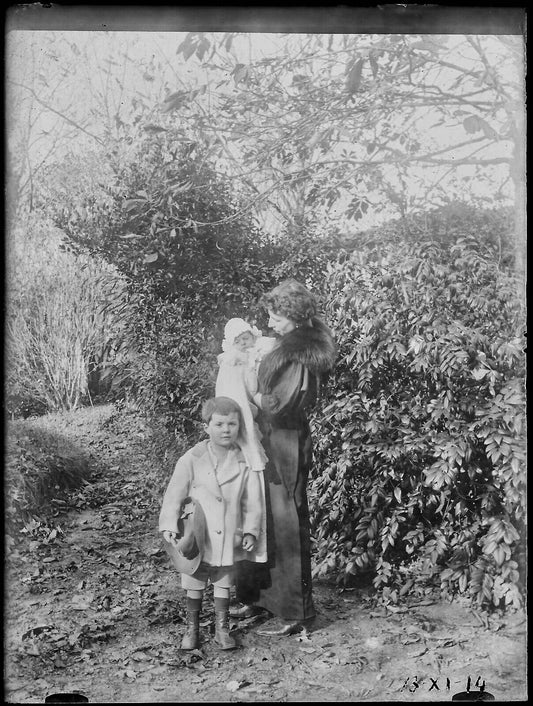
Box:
[258,316,336,388]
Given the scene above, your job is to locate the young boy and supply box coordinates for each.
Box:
[159,396,263,650]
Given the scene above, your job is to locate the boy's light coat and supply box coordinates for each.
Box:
[159,440,265,566]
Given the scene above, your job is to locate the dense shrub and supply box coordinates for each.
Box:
[354,201,515,264]
[310,211,525,611]
[269,217,341,295]
[49,133,335,437]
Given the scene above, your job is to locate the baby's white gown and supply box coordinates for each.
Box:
[215,336,276,563]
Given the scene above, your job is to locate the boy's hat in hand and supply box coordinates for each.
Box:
[162,497,206,575]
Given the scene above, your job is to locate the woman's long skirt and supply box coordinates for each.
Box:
[235,423,315,621]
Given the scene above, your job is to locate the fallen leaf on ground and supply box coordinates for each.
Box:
[133,662,153,672]
[24,643,41,656]
[311,659,331,670]
[364,637,381,649]
[296,629,312,642]
[22,625,54,640]
[226,679,250,692]
[131,651,151,661]
[71,593,95,610]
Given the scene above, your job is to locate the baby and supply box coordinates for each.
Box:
[215,317,275,472]
[215,318,275,566]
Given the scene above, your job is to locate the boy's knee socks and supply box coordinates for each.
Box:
[187,597,202,612]
[185,595,229,614]
[214,596,230,612]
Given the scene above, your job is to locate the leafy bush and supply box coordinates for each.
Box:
[270,217,341,294]
[48,133,335,437]
[5,421,91,533]
[355,201,515,263]
[5,217,128,417]
[310,208,525,611]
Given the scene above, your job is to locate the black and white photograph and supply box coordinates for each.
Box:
[4,5,527,703]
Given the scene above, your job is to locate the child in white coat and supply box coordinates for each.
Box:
[215,317,275,473]
[215,319,274,577]
[159,396,263,650]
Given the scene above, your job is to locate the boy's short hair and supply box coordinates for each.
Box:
[201,396,243,427]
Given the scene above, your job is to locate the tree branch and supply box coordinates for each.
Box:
[8,79,105,146]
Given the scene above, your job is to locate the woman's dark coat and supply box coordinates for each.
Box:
[235,316,336,621]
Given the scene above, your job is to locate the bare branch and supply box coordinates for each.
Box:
[8,79,105,146]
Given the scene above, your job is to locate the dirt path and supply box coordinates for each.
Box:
[4,404,527,703]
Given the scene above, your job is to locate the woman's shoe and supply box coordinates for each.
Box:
[256,616,315,636]
[229,603,261,619]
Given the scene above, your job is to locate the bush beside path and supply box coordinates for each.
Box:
[4,404,527,703]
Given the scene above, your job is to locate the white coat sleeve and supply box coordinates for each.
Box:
[240,469,263,540]
[158,454,193,533]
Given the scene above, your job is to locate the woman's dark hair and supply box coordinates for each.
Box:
[260,279,317,325]
[202,396,243,427]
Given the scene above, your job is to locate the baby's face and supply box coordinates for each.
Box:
[233,331,256,351]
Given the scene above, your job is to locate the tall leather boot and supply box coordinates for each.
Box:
[214,609,237,650]
[181,610,200,650]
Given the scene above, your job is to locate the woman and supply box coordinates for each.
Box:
[232,278,336,636]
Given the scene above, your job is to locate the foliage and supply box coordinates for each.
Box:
[6,32,164,220]
[119,223,336,438]
[346,201,515,268]
[310,205,525,611]
[270,217,341,296]
[5,421,91,533]
[5,29,526,620]
[47,133,283,435]
[7,32,523,241]
[166,33,521,231]
[5,217,128,417]
[45,130,341,437]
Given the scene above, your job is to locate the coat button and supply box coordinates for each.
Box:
[216,530,222,534]
[216,496,222,502]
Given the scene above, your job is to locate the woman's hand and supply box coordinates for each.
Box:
[242,533,257,552]
[162,530,179,547]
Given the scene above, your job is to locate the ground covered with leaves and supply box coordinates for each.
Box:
[4,404,527,703]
